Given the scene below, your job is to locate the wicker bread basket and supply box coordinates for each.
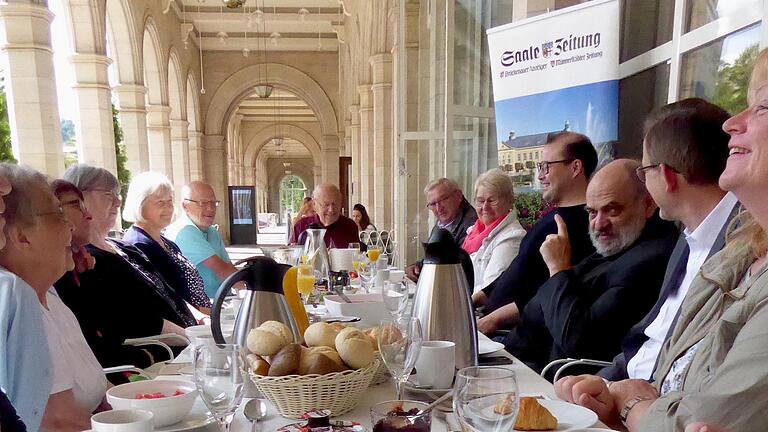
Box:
[371,353,390,385]
[250,358,380,418]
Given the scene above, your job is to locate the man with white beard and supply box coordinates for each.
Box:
[501,159,679,374]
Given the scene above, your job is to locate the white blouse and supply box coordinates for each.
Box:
[41,289,107,413]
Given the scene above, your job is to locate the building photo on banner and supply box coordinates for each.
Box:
[487,0,619,191]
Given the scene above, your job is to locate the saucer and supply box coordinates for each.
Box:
[403,376,452,395]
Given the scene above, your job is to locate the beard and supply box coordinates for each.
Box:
[590,215,647,257]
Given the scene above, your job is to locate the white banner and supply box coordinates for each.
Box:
[487,0,620,171]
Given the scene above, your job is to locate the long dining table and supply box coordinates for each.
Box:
[154,331,612,431]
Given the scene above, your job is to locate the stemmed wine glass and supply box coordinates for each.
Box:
[453,366,519,432]
[377,317,422,400]
[193,344,247,431]
[381,281,409,319]
[357,253,376,293]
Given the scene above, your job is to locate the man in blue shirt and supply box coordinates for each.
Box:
[167,181,238,298]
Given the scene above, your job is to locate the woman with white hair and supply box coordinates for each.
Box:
[463,168,527,293]
[122,172,210,313]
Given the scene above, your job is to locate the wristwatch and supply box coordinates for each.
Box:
[620,396,652,426]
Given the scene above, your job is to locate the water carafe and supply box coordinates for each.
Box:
[302,226,332,287]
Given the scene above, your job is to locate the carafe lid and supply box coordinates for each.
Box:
[423,228,463,264]
[234,256,288,294]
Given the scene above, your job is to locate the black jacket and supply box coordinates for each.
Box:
[428,197,478,247]
[483,205,595,314]
[503,214,679,373]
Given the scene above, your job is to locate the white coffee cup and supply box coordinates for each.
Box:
[415,340,455,389]
[91,409,154,432]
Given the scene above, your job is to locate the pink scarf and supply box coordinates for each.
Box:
[462,213,507,254]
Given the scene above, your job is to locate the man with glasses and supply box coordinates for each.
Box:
[166,181,237,298]
[290,183,360,248]
[474,131,597,334]
[405,178,478,282]
[554,99,740,426]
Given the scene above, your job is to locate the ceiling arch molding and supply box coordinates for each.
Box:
[106,0,141,85]
[204,63,338,141]
[243,124,322,166]
[141,15,168,105]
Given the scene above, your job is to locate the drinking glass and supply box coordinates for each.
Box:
[193,344,247,431]
[382,281,409,319]
[357,255,376,293]
[296,264,315,304]
[453,366,519,432]
[378,317,422,400]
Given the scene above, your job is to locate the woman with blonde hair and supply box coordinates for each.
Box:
[463,168,526,293]
[557,47,768,432]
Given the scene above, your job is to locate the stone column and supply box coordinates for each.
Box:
[357,84,374,209]
[170,119,190,195]
[70,53,117,175]
[314,165,322,189]
[113,84,150,174]
[370,53,394,229]
[188,130,204,181]
[321,134,340,185]
[348,103,361,207]
[0,3,63,176]
[203,134,230,243]
[146,104,173,178]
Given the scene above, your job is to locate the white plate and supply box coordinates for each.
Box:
[478,338,505,355]
[514,400,598,431]
[157,399,216,432]
[403,376,453,395]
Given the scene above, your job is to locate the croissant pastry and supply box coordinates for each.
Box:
[513,397,558,431]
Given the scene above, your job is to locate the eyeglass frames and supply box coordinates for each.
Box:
[537,159,575,174]
[184,198,221,208]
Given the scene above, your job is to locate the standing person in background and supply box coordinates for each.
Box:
[463,168,526,294]
[351,203,376,232]
[122,172,211,315]
[292,197,316,226]
[405,178,478,282]
[474,132,596,334]
[166,181,237,298]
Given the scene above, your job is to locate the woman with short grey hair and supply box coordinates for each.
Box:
[122,172,211,313]
[463,168,526,293]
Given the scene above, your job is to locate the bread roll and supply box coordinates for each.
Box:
[299,346,348,375]
[260,320,293,345]
[335,327,375,369]
[367,325,402,346]
[247,328,284,356]
[268,343,302,376]
[304,322,339,348]
[247,354,270,376]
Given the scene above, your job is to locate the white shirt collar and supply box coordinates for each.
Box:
[683,192,738,251]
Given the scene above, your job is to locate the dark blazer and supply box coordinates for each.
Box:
[483,205,595,314]
[503,214,679,373]
[598,201,741,381]
[428,197,478,247]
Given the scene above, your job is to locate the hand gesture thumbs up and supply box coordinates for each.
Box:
[539,213,573,276]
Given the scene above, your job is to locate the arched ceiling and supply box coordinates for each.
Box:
[238,88,314,159]
[178,0,343,52]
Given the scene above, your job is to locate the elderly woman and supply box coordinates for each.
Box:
[61,165,196,336]
[0,164,108,432]
[556,48,768,431]
[122,172,211,314]
[462,168,526,293]
[351,203,376,233]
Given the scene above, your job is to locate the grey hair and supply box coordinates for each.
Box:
[122,171,174,223]
[0,163,50,231]
[474,168,515,204]
[423,178,461,196]
[62,163,120,195]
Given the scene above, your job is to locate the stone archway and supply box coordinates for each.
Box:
[168,47,189,191]
[187,72,203,181]
[243,124,322,167]
[143,16,172,177]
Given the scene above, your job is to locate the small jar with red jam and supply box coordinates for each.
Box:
[370,400,431,432]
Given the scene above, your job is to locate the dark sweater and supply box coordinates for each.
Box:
[503,214,680,373]
[483,205,595,314]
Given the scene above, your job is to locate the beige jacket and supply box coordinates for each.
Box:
[640,241,768,431]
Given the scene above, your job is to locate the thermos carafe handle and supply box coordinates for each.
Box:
[211,267,249,344]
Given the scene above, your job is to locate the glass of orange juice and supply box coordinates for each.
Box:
[367,247,381,263]
[297,264,315,304]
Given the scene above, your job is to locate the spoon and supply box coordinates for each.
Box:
[244,398,268,432]
[417,390,454,415]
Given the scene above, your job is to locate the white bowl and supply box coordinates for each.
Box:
[106,379,198,427]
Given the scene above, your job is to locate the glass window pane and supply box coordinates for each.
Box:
[679,24,761,114]
[617,62,670,159]
[448,115,498,194]
[686,0,761,32]
[620,0,674,62]
[402,139,445,264]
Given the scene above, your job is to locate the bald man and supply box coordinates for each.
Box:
[501,159,679,373]
[166,181,237,298]
[290,183,360,248]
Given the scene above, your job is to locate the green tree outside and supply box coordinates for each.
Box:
[0,89,18,163]
[113,105,131,228]
[713,43,759,115]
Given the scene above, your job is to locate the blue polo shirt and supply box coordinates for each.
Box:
[166,215,232,298]
[0,268,51,431]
